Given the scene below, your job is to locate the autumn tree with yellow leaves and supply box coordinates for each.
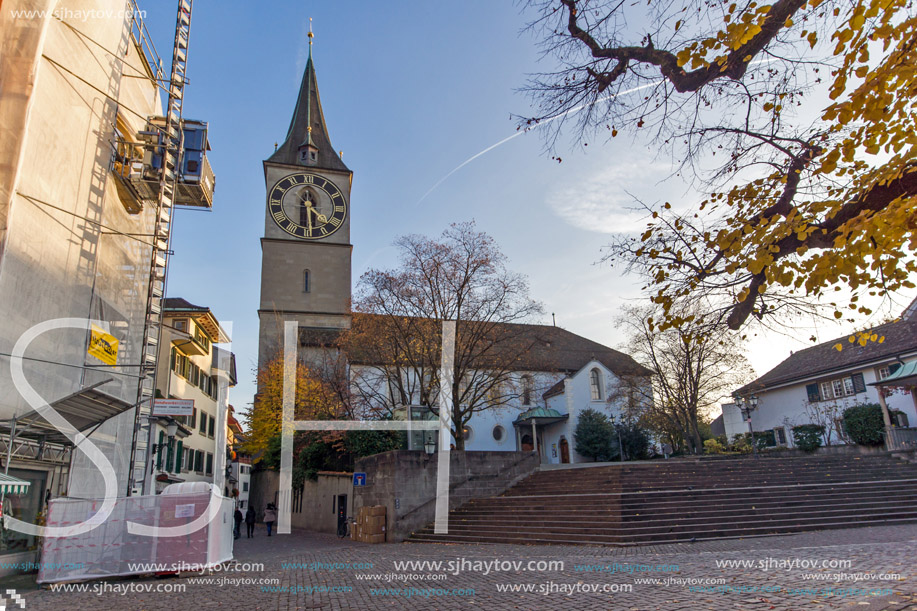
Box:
[242,350,347,458]
[524,0,917,335]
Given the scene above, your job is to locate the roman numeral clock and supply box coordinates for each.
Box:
[268,173,347,240]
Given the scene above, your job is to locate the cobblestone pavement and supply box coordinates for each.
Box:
[7,523,917,610]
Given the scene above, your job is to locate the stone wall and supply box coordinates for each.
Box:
[291,472,352,534]
[354,450,539,542]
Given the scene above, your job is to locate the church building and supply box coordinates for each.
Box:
[256,34,651,464]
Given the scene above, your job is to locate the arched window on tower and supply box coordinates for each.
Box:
[590,368,604,401]
[299,189,316,226]
[303,269,311,293]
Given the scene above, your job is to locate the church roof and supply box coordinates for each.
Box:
[300,313,653,378]
[267,47,349,173]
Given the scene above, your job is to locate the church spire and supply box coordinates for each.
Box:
[268,20,349,172]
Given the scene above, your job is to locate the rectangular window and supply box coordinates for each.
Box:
[774,427,787,445]
[195,450,204,473]
[243,482,248,492]
[303,269,310,293]
[820,381,834,400]
[205,453,213,475]
[832,379,844,397]
[843,377,855,396]
[208,415,215,438]
[190,408,197,430]
[199,413,207,434]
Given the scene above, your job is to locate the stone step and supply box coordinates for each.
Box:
[452,493,917,521]
[443,499,917,531]
[407,516,917,547]
[406,456,917,547]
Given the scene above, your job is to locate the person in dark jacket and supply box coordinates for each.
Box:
[233,507,243,539]
[245,506,256,538]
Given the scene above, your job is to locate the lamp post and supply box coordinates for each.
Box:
[734,394,759,460]
[609,414,625,463]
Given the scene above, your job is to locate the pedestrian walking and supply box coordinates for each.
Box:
[245,506,256,538]
[233,507,243,540]
[264,503,277,537]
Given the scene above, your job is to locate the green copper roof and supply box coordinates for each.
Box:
[515,407,567,423]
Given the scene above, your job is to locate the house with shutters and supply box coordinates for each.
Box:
[727,299,917,447]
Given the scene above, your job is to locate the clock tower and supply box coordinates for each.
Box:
[258,32,352,370]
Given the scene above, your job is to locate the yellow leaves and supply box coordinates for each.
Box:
[675,20,683,32]
[807,31,818,48]
[850,12,866,31]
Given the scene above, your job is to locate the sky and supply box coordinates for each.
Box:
[140,1,914,416]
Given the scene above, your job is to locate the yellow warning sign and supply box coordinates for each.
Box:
[88,325,118,366]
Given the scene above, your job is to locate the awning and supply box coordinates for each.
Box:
[2,380,134,446]
[870,361,917,387]
[0,473,31,495]
[514,407,569,426]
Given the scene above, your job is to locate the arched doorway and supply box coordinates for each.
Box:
[521,434,534,452]
[559,437,570,463]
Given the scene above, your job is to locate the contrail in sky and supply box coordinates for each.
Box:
[416,58,778,206]
[415,81,658,206]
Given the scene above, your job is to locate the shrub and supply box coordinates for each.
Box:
[792,424,825,452]
[619,423,651,460]
[704,438,726,454]
[574,409,617,461]
[843,404,885,446]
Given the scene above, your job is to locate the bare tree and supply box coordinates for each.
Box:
[349,222,545,449]
[615,304,754,453]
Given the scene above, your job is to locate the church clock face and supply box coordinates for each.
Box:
[268,172,347,240]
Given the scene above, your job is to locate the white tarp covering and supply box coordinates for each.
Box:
[37,484,233,583]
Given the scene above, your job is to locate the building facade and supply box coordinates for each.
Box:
[0,0,166,567]
[731,300,917,447]
[147,298,235,494]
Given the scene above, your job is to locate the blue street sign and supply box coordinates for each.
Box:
[353,472,366,487]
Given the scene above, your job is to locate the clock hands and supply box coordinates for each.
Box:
[304,202,327,224]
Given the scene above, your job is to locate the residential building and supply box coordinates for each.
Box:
[226,405,252,509]
[0,0,164,569]
[147,298,235,494]
[256,42,651,464]
[730,299,917,447]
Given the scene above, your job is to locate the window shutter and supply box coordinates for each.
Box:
[851,373,866,393]
[156,431,164,470]
[165,439,174,472]
[175,440,183,472]
[805,383,820,402]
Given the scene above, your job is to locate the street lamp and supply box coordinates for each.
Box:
[423,436,436,455]
[609,414,625,463]
[150,420,180,474]
[734,394,759,460]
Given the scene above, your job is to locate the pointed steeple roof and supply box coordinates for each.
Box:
[268,38,349,172]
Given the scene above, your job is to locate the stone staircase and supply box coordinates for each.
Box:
[406,454,917,546]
